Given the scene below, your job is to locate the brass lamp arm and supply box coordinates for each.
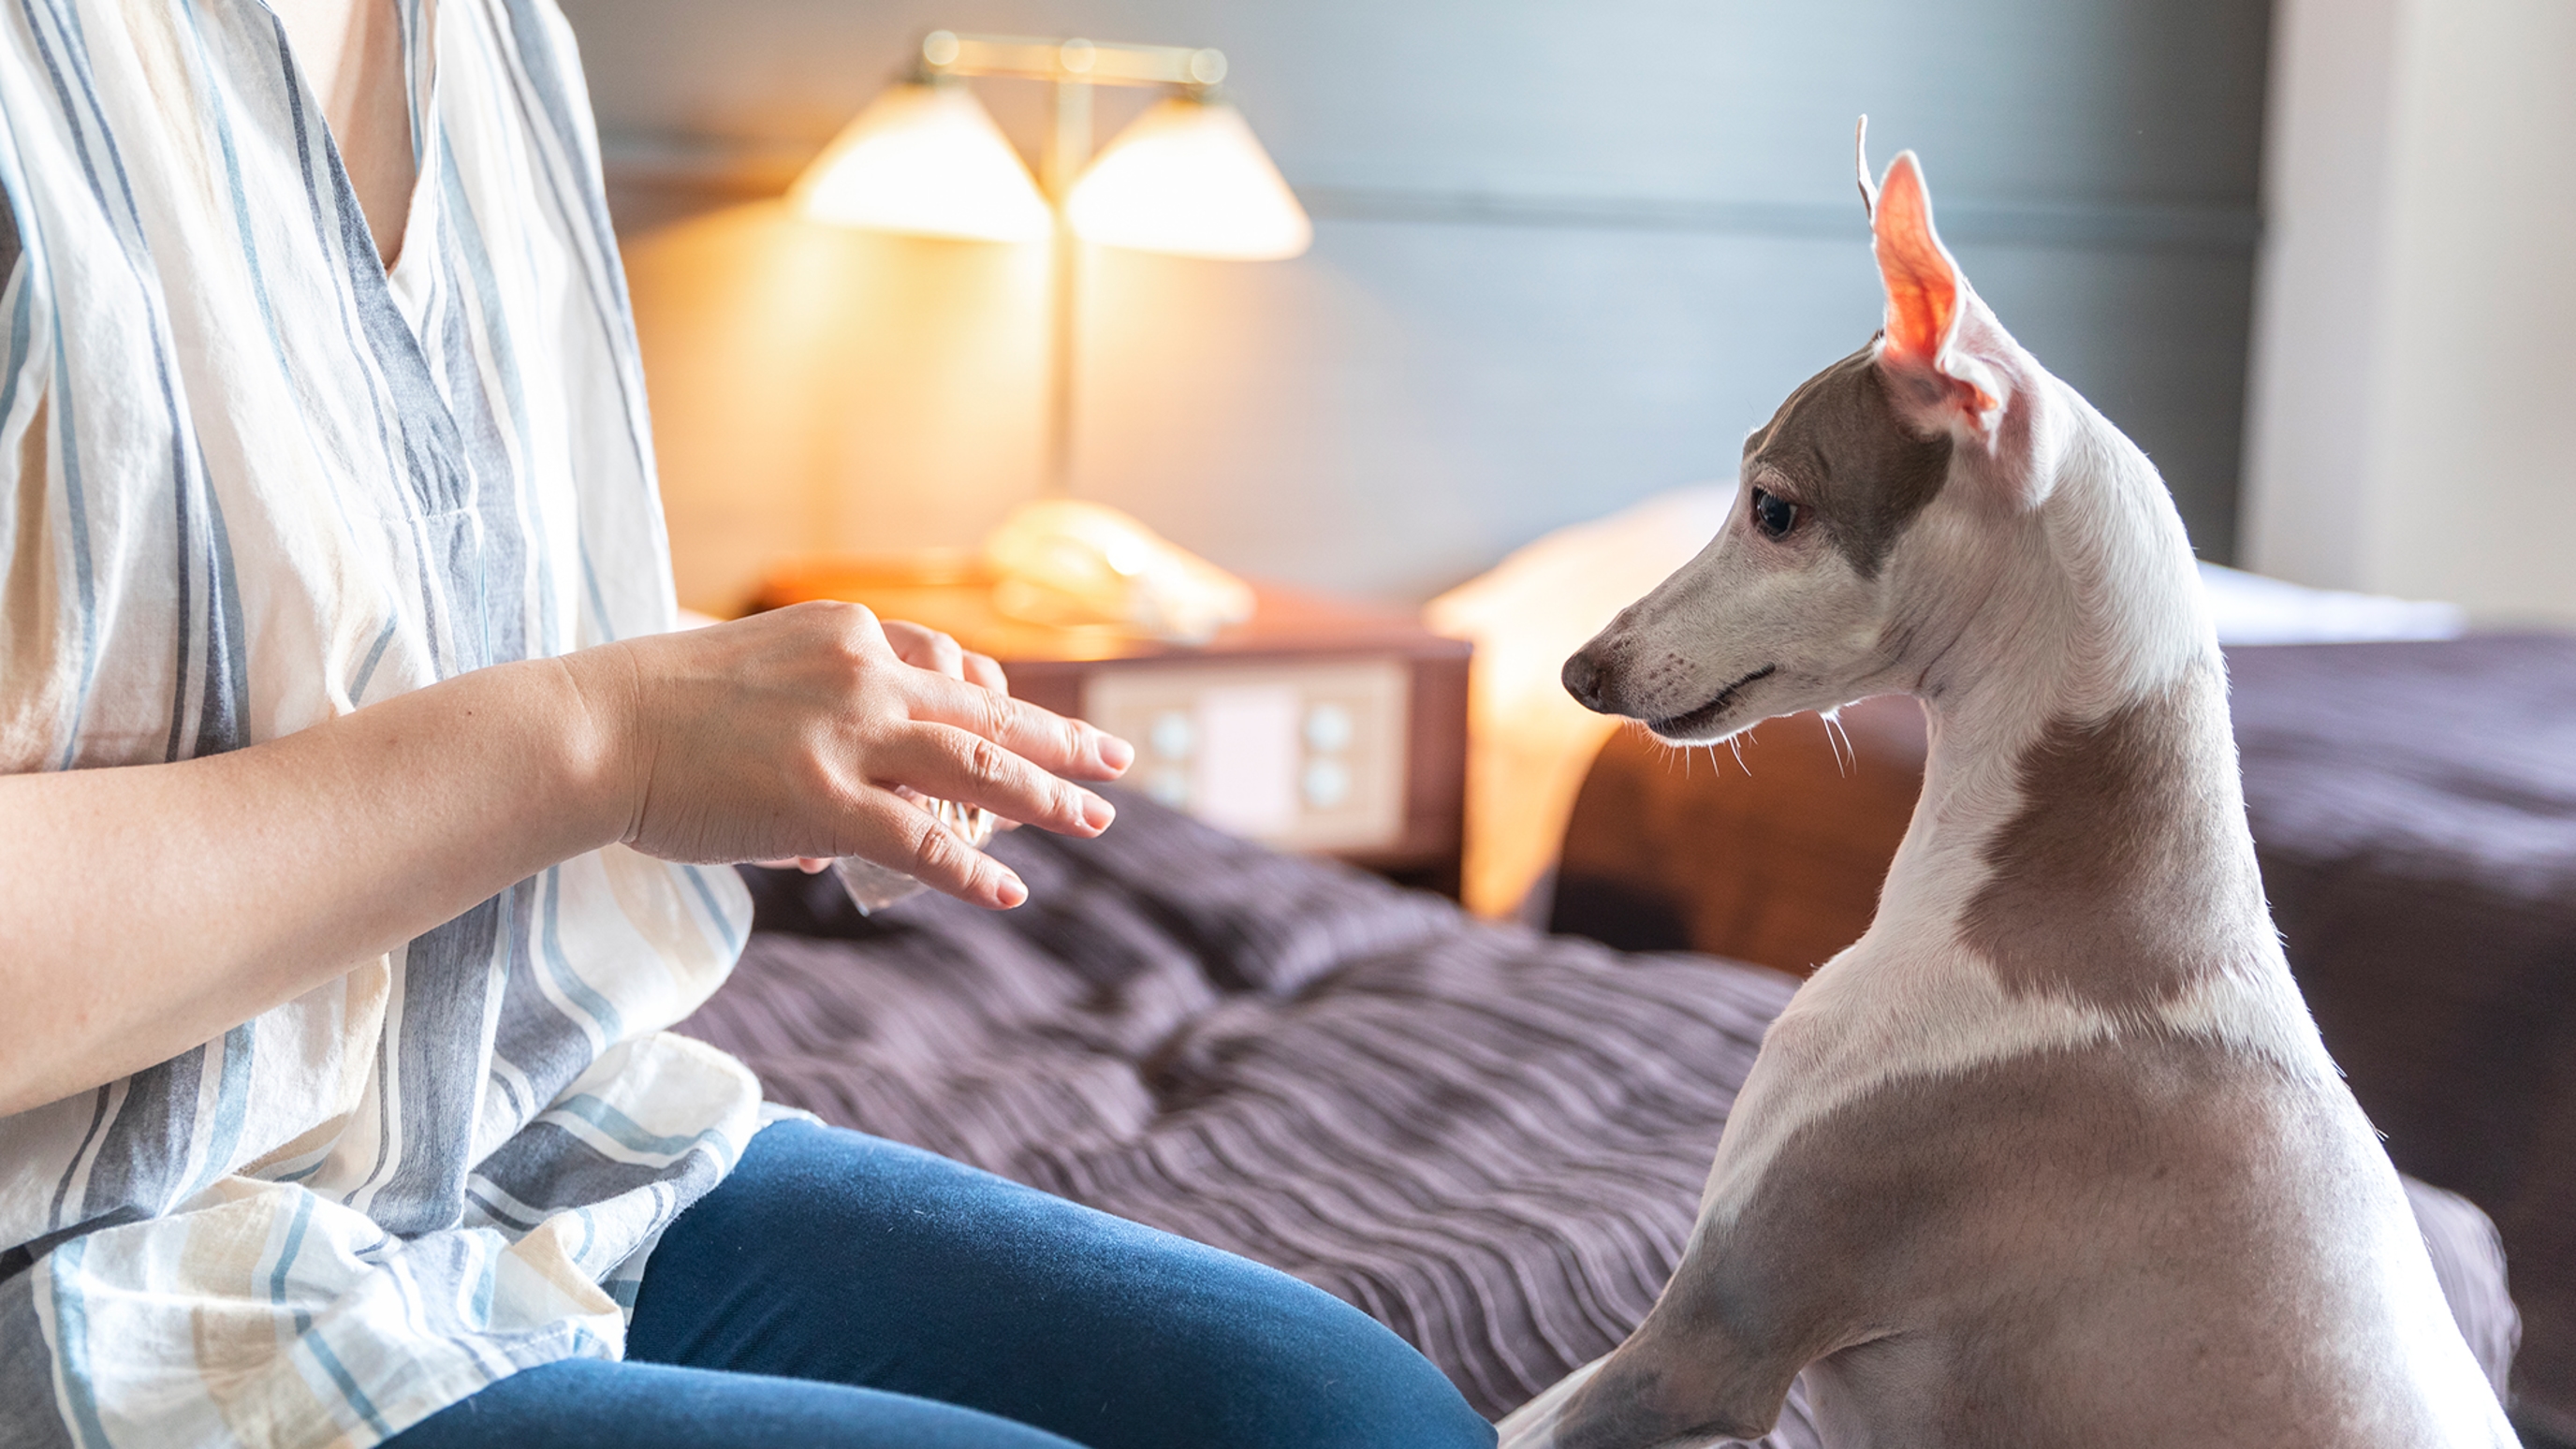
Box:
[919,30,1228,91]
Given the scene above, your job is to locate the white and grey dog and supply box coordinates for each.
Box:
[1501,142,2517,1449]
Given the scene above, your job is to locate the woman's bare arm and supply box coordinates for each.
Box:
[0,603,1130,1116]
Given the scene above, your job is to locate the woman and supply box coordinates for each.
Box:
[0,1,1495,1445]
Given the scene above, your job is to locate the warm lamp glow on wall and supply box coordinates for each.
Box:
[791,31,1311,493]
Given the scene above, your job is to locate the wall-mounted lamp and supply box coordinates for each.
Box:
[790,80,1051,242]
[1066,95,1310,259]
[791,31,1311,492]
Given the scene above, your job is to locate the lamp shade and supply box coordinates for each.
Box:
[791,80,1051,242]
[1065,95,1312,260]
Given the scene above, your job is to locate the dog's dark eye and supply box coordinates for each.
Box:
[1751,487,1800,540]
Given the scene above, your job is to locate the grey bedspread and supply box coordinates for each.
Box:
[679,793,2518,1438]
[2232,635,2576,1430]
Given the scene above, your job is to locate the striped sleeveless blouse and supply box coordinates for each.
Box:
[0,3,765,1445]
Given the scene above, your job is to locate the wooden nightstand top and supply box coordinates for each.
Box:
[752,554,1471,666]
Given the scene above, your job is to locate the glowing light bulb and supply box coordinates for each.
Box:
[791,80,1051,243]
[1065,95,1312,260]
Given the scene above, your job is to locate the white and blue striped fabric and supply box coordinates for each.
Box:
[0,2,767,1445]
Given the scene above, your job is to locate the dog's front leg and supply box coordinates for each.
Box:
[1547,1207,1834,1448]
[1501,1113,1897,1449]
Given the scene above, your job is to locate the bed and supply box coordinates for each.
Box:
[677,791,2523,1442]
[2233,637,2576,1436]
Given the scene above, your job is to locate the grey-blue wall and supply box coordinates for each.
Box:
[568,0,2270,602]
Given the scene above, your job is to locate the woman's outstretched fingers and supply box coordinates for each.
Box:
[879,620,967,681]
[961,650,1007,694]
[881,724,1113,837]
[875,618,1008,694]
[849,790,1027,908]
[905,672,1134,782]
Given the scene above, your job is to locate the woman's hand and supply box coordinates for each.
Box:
[568,603,1131,909]
[757,618,1018,874]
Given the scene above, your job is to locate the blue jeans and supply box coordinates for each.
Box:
[388,1120,1494,1449]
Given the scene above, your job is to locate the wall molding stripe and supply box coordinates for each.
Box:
[1295,185,2259,253]
[598,135,2260,254]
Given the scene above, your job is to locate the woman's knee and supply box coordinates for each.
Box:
[1133,1246,1496,1449]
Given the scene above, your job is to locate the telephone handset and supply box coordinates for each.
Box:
[982,500,1255,644]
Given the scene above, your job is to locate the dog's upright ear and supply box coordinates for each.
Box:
[1868,152,2054,507]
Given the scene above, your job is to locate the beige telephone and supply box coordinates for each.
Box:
[982,499,1255,644]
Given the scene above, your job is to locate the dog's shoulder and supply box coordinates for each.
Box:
[1699,942,2336,1228]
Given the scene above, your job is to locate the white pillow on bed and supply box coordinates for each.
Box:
[2198,562,2465,645]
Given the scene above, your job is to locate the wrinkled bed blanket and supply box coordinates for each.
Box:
[681,795,2519,1438]
[2232,635,2576,1427]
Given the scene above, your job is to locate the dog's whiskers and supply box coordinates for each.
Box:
[1821,708,1855,777]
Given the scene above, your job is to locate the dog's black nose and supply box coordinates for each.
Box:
[1562,647,1609,712]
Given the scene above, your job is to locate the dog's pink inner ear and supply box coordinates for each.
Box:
[1872,153,1999,417]
[1873,154,1959,368]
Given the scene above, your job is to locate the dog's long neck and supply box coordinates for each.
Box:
[1873,386,2286,1013]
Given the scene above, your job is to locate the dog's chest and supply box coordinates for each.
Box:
[1695,941,2325,1231]
[1712,1028,2460,1445]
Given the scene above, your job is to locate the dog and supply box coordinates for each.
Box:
[1497,139,2518,1449]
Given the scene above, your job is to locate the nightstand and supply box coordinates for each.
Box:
[753,556,1471,891]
